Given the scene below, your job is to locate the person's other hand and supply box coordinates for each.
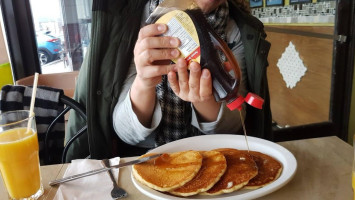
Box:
[133,23,180,90]
[168,59,214,103]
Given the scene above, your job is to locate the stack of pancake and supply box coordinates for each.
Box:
[132,148,283,197]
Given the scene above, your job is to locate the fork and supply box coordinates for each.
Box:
[102,159,128,199]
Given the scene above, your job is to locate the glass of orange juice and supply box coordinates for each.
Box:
[0,110,43,200]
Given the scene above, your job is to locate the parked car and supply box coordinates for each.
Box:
[36,32,63,65]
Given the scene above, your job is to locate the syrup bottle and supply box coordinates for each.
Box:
[152,8,265,111]
[185,9,241,106]
[152,7,265,151]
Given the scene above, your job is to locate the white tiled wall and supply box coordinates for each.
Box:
[252,1,336,24]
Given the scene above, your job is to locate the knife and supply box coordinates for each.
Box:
[49,153,162,186]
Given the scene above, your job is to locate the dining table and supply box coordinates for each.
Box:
[0,136,352,199]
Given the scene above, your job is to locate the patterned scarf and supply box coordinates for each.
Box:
[149,0,230,146]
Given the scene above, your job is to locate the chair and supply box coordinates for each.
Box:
[9,72,86,164]
[44,94,87,164]
[16,71,79,98]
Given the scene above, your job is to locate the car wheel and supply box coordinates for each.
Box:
[38,50,50,65]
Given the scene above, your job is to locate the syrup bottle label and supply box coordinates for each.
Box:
[156,10,201,65]
[156,9,242,105]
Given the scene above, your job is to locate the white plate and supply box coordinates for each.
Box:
[131,134,297,200]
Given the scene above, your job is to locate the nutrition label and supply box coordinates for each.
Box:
[162,13,200,63]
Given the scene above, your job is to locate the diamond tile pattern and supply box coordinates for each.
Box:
[277,41,307,89]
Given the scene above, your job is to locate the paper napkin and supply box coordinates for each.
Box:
[53,157,120,200]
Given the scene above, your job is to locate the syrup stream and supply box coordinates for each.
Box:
[239,111,250,153]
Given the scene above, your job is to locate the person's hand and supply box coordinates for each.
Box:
[168,59,214,103]
[133,23,180,90]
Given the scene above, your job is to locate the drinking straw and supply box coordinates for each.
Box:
[27,73,39,133]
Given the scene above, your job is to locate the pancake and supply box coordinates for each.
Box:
[132,150,203,192]
[204,148,258,195]
[243,151,283,189]
[169,150,227,196]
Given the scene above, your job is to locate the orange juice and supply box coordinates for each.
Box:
[0,127,41,199]
[353,171,355,200]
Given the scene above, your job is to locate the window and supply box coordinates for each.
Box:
[30,0,92,73]
[0,0,92,75]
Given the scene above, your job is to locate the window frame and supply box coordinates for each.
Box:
[0,0,41,80]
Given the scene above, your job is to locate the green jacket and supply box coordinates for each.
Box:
[65,0,272,161]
